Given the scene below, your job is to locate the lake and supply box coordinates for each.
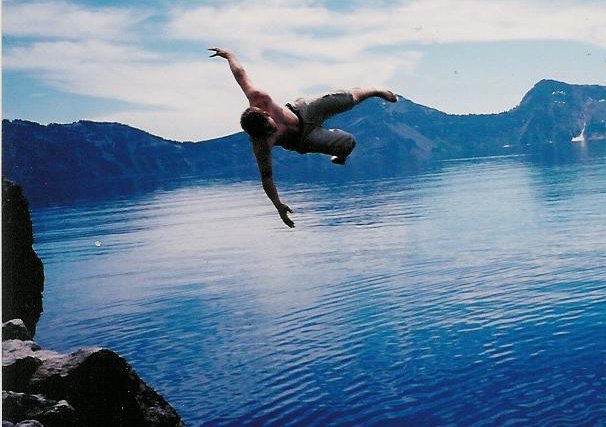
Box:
[32,152,606,426]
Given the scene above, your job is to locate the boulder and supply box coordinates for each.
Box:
[2,391,77,427]
[15,422,44,427]
[2,340,61,392]
[2,180,44,336]
[33,400,77,427]
[3,320,32,341]
[3,341,42,393]
[1,182,184,426]
[29,348,184,427]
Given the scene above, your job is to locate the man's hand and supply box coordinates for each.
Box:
[277,203,295,228]
[208,47,232,59]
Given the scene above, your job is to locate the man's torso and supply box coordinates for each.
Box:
[262,105,301,151]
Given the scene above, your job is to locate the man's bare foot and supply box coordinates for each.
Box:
[378,90,397,103]
[331,155,347,165]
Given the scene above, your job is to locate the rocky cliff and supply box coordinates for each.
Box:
[1,181,184,427]
[2,326,184,427]
[2,180,44,335]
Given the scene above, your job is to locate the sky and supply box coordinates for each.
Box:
[3,0,606,141]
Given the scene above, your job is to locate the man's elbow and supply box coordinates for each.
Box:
[233,67,245,80]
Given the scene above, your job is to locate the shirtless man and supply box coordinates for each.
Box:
[210,48,397,228]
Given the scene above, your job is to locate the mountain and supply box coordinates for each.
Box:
[2,120,255,203]
[327,79,606,158]
[3,80,605,204]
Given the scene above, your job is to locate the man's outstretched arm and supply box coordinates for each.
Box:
[252,140,294,228]
[209,47,270,106]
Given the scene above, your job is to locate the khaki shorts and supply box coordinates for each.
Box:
[286,91,356,156]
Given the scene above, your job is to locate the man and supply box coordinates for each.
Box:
[209,47,397,228]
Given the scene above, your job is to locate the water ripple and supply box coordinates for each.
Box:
[32,155,606,426]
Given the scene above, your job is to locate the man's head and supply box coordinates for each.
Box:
[240,107,277,138]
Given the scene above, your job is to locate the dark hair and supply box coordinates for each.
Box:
[240,107,275,138]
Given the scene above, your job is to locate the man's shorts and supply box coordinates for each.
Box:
[286,91,356,156]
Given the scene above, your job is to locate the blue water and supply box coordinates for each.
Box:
[32,153,606,426]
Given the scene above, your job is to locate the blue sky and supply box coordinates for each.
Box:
[3,0,606,140]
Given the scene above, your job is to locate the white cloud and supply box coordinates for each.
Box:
[3,0,606,140]
[4,39,420,139]
[5,41,158,72]
[2,0,148,41]
[169,0,606,52]
[108,52,422,140]
[3,1,424,140]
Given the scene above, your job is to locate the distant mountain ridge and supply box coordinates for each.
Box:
[327,79,606,158]
[3,79,605,204]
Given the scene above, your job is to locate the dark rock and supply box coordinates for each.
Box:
[2,340,60,392]
[3,320,32,341]
[29,348,184,427]
[2,391,47,422]
[15,421,44,427]
[3,341,42,393]
[3,421,15,427]
[2,354,41,394]
[2,342,184,426]
[34,400,77,427]
[0,182,184,427]
[2,391,77,426]
[2,180,44,336]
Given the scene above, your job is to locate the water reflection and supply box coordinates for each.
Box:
[32,151,606,426]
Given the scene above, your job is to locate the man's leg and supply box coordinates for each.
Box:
[326,89,396,164]
[305,127,356,165]
[301,89,397,126]
[299,89,397,164]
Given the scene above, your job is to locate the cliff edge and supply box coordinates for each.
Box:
[1,180,184,427]
[2,180,44,336]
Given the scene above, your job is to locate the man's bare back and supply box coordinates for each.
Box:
[210,47,397,228]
